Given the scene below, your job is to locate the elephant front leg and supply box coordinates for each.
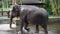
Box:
[10,16,14,28]
[20,21,24,34]
[24,22,30,32]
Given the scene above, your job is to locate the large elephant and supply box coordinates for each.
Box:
[11,5,48,34]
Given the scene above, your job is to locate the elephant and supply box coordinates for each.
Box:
[10,5,48,34]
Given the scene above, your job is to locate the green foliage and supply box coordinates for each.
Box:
[0,0,12,11]
[45,0,58,15]
[45,0,52,15]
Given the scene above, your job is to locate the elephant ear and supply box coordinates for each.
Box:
[12,4,20,12]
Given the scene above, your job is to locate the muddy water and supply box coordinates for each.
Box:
[0,24,16,34]
[0,16,60,34]
[47,22,60,34]
[16,22,60,34]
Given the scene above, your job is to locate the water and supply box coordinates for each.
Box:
[47,22,60,34]
[0,24,16,34]
[0,16,60,34]
[16,22,60,34]
[0,16,16,34]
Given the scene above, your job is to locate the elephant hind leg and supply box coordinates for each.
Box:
[35,25,39,33]
[41,23,48,34]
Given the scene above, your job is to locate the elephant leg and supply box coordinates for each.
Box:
[35,25,39,33]
[20,21,24,34]
[41,23,48,34]
[10,16,14,28]
[24,22,30,32]
[24,15,30,32]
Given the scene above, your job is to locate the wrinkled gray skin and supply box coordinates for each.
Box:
[10,5,48,34]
